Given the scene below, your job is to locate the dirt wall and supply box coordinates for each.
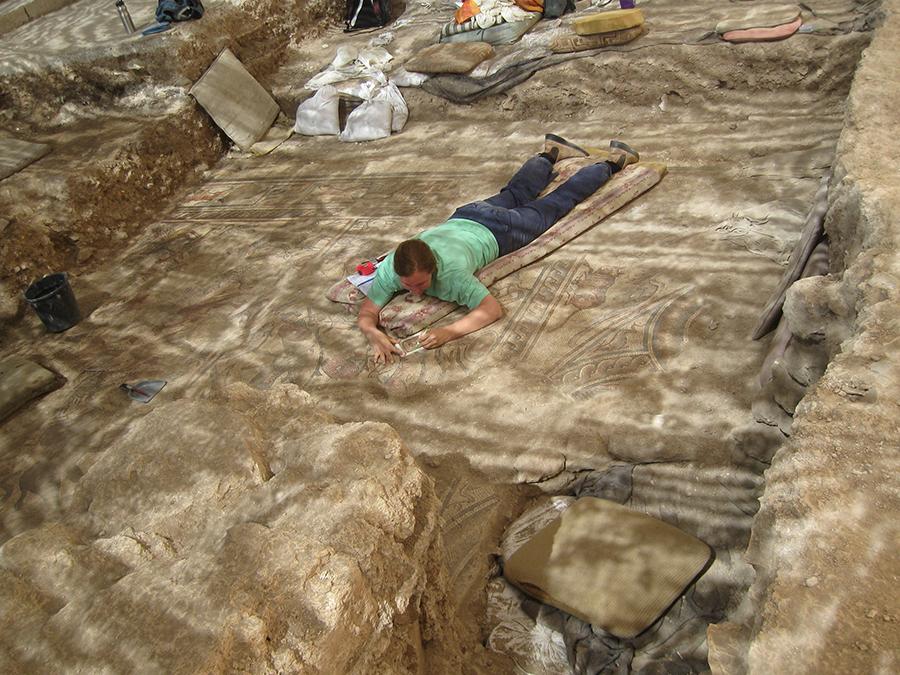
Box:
[708,1,900,671]
[0,0,342,326]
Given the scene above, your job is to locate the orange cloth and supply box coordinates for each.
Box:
[514,0,544,12]
[455,0,481,24]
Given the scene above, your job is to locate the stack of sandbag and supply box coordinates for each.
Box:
[550,7,646,53]
[440,0,542,45]
[295,78,408,143]
[296,46,409,143]
[715,4,803,43]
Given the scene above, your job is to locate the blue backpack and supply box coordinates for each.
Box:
[156,0,204,23]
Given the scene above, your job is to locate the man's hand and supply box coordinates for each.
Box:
[358,297,403,364]
[419,327,453,350]
[367,329,403,364]
[420,295,504,350]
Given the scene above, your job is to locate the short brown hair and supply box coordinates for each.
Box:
[394,239,437,277]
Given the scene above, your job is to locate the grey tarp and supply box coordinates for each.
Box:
[418,0,877,103]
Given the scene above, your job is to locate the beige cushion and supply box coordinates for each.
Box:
[405,42,495,74]
[551,24,646,54]
[0,357,61,422]
[716,4,801,34]
[503,497,712,638]
[574,9,644,36]
[189,48,281,151]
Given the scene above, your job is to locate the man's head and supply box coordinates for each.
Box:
[394,239,436,295]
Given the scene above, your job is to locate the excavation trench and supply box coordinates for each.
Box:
[0,0,895,673]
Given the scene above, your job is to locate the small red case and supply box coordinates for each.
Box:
[356,261,376,275]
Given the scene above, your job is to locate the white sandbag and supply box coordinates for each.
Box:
[373,81,408,132]
[357,47,393,69]
[306,46,394,90]
[334,74,383,105]
[339,100,393,142]
[332,45,359,68]
[389,67,430,88]
[293,85,340,136]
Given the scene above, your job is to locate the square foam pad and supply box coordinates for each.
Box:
[503,497,712,638]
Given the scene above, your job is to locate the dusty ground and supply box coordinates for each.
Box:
[0,0,896,672]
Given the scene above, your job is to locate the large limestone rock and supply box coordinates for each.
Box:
[0,383,456,673]
[782,274,852,349]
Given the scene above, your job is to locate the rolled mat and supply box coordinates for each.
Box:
[722,17,802,43]
[752,170,830,340]
[327,158,666,337]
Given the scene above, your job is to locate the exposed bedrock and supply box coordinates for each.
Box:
[709,1,900,671]
[752,270,855,430]
[0,383,460,673]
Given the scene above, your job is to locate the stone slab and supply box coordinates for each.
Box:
[0,5,29,35]
[0,0,76,36]
[0,136,51,181]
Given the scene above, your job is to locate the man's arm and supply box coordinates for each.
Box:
[419,294,503,349]
[358,297,404,364]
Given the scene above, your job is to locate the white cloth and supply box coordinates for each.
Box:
[473,0,533,29]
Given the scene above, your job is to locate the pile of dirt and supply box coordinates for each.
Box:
[0,383,466,672]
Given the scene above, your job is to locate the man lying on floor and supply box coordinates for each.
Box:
[358,134,640,363]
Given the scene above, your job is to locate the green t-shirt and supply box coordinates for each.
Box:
[368,218,500,309]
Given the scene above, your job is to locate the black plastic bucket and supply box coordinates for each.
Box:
[24,273,81,333]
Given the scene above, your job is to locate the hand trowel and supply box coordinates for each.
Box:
[120,380,167,403]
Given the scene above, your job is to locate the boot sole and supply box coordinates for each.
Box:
[545,133,589,157]
[609,139,640,162]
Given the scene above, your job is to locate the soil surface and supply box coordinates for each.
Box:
[0,0,894,672]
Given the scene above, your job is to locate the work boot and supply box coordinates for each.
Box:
[538,146,560,164]
[607,140,640,169]
[544,133,590,161]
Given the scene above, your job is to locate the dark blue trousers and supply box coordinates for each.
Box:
[450,156,616,256]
